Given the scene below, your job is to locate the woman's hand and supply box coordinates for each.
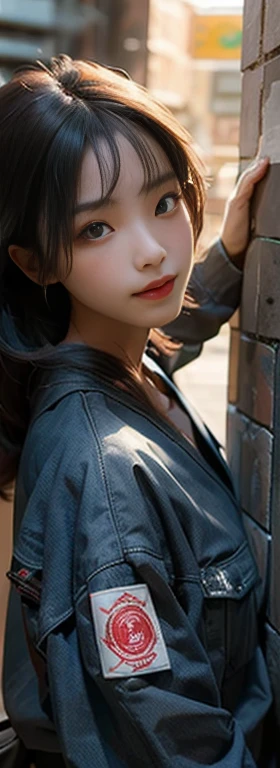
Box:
[220,156,269,269]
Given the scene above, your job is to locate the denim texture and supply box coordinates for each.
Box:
[3,358,272,767]
[3,242,271,766]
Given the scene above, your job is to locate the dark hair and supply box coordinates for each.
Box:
[0,54,206,498]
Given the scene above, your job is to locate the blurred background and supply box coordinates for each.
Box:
[0,0,243,250]
[0,0,244,717]
[0,0,244,442]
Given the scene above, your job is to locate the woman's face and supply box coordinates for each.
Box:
[61,132,194,357]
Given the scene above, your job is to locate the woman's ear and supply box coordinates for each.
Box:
[8,245,57,285]
[8,245,41,284]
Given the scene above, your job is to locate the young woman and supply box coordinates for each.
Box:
[0,56,272,767]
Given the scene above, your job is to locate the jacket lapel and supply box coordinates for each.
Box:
[143,352,236,496]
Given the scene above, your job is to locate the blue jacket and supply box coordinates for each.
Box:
[3,241,272,767]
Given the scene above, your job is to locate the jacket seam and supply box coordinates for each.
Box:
[37,606,75,649]
[75,550,166,604]
[12,548,42,570]
[97,387,237,506]
[123,547,164,559]
[80,393,125,559]
[30,378,236,507]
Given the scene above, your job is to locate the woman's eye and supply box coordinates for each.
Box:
[80,222,113,240]
[155,194,180,216]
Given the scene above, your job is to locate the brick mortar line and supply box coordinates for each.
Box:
[240,331,278,348]
[242,45,280,73]
[242,509,272,536]
[259,0,266,59]
[229,405,274,435]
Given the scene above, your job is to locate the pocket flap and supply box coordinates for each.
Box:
[200,542,259,599]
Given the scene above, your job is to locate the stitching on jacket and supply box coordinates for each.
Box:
[37,606,75,649]
[74,550,167,604]
[80,393,124,558]
[13,548,42,570]
[82,388,237,506]
[123,547,165,559]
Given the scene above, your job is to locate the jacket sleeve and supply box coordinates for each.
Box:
[148,239,242,375]
[13,421,257,768]
[45,555,257,768]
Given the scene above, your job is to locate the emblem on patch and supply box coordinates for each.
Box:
[90,584,171,678]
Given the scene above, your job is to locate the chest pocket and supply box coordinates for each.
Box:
[200,541,260,692]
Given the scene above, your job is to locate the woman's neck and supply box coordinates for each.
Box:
[65,312,149,370]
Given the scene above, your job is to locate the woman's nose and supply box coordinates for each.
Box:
[133,227,167,270]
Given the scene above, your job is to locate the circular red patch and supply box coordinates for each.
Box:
[105,603,156,662]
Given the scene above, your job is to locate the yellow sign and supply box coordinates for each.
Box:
[193,15,242,60]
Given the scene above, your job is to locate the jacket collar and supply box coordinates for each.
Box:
[29,348,236,498]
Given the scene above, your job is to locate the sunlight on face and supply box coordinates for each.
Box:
[62,132,194,361]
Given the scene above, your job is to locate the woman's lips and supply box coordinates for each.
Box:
[134,277,176,300]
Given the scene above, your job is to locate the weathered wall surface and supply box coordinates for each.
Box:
[227,0,280,749]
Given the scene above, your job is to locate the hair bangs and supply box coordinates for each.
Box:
[37,106,90,283]
[38,111,162,285]
[86,112,163,201]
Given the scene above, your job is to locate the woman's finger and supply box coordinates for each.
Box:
[234,157,269,199]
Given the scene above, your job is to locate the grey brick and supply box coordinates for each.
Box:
[252,165,280,239]
[252,57,280,237]
[228,329,240,404]
[227,405,248,499]
[240,422,273,530]
[241,240,260,335]
[243,512,270,605]
[241,0,263,69]
[263,0,280,55]
[242,238,280,339]
[238,336,275,428]
[239,67,262,158]
[265,623,280,732]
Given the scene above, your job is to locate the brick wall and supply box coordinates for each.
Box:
[227,0,280,744]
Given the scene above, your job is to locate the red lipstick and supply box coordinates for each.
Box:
[134,275,176,300]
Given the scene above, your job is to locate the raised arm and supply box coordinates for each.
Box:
[150,158,269,374]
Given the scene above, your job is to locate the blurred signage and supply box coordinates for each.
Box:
[193,15,242,60]
[0,0,55,27]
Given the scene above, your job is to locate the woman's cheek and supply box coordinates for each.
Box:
[64,254,114,303]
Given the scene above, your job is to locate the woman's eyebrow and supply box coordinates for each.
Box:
[74,170,178,216]
[141,170,178,194]
[74,196,116,216]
